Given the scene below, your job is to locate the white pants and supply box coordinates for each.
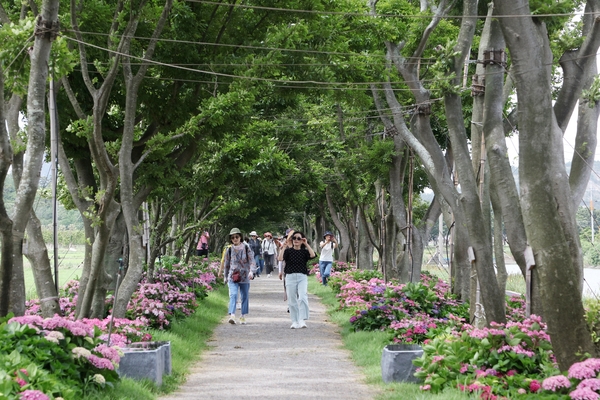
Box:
[285,273,309,324]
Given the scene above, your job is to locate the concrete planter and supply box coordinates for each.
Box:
[381,344,423,384]
[118,341,171,386]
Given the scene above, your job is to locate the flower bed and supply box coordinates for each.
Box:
[2,259,220,398]
[318,261,600,399]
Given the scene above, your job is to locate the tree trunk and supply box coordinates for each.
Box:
[325,187,351,262]
[0,67,14,317]
[9,1,59,315]
[355,206,374,270]
[24,212,60,317]
[495,0,599,369]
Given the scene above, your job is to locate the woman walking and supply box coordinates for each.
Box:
[248,231,263,277]
[278,230,316,329]
[262,232,278,277]
[196,231,210,257]
[219,228,257,325]
[319,231,337,285]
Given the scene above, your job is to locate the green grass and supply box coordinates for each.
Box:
[505,273,526,294]
[24,246,86,299]
[82,284,229,400]
[307,280,475,400]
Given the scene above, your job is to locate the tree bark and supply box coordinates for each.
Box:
[9,1,59,315]
[325,187,351,262]
[24,212,60,317]
[113,0,174,318]
[0,66,14,317]
[495,0,598,369]
[355,206,374,270]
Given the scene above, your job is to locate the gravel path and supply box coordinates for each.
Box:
[160,275,378,400]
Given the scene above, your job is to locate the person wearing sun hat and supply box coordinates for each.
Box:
[219,228,257,325]
[248,231,263,277]
[319,231,337,286]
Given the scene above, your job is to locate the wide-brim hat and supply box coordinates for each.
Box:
[249,231,257,236]
[324,231,333,238]
[229,227,242,236]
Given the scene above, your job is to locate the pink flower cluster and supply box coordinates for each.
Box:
[19,390,49,400]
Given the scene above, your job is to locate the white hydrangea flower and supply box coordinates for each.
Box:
[45,331,65,343]
[72,347,92,358]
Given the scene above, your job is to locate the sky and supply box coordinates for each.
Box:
[506,52,600,167]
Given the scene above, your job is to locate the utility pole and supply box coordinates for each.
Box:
[49,75,59,293]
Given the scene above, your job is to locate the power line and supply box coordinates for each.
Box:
[185,0,590,20]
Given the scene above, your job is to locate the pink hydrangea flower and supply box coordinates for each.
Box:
[19,390,49,400]
[579,379,600,391]
[569,363,597,380]
[582,359,600,373]
[570,387,600,400]
[542,375,571,392]
[87,354,115,370]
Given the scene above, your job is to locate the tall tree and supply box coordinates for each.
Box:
[5,0,60,315]
[494,0,600,370]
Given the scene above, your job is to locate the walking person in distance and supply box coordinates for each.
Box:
[196,231,210,258]
[219,228,257,325]
[319,231,337,285]
[278,230,316,329]
[248,231,263,277]
[262,232,278,277]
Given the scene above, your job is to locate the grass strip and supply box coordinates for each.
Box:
[84,284,229,399]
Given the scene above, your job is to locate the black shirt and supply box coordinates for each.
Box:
[283,247,314,275]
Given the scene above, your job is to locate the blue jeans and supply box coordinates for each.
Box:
[319,261,333,285]
[254,255,264,275]
[228,282,249,315]
[285,273,309,324]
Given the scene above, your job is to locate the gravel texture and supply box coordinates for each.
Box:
[159,275,378,399]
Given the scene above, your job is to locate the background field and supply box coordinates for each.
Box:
[23,245,85,299]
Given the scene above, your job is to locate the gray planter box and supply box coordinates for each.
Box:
[381,344,423,384]
[118,341,171,386]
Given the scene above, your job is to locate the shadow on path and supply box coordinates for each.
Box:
[159,275,377,399]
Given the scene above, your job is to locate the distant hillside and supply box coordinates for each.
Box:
[3,172,83,229]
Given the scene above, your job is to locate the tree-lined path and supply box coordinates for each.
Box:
[160,277,377,399]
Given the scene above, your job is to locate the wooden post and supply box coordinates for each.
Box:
[524,246,535,317]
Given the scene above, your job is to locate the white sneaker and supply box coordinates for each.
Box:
[239,316,246,325]
[299,321,307,328]
[290,322,300,329]
[228,315,236,324]
[267,273,271,278]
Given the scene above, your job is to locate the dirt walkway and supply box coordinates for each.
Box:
[160,275,378,399]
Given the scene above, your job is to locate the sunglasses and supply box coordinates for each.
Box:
[231,235,241,239]
[292,236,303,240]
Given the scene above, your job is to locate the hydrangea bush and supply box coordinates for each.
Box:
[414,315,556,397]
[3,258,221,398]
[1,315,120,399]
[319,265,600,399]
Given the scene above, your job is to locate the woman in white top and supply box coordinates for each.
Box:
[318,231,337,285]
[262,232,277,277]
